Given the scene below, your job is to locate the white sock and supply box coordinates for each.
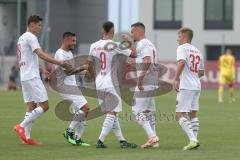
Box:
[75,121,86,140]
[20,107,44,128]
[142,121,155,138]
[68,121,78,132]
[136,112,155,138]
[112,116,125,141]
[147,112,156,134]
[179,117,197,141]
[99,114,115,142]
[24,112,33,139]
[69,110,85,132]
[191,117,199,138]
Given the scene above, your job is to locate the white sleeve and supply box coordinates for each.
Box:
[54,51,64,69]
[115,48,131,57]
[114,42,131,57]
[177,46,187,61]
[54,51,64,61]
[28,35,41,52]
[141,45,152,58]
[199,55,205,70]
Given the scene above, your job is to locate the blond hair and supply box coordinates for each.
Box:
[178,27,193,42]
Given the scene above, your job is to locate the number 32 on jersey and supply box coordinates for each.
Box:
[189,53,200,73]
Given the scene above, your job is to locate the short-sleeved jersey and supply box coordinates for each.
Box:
[17,32,41,81]
[135,38,157,64]
[135,38,158,87]
[219,54,235,75]
[89,39,131,89]
[177,43,204,90]
[54,49,76,86]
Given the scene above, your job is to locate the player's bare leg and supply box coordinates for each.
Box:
[218,84,224,103]
[229,83,235,103]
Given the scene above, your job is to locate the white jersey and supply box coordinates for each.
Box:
[177,43,204,90]
[54,49,76,86]
[89,39,131,89]
[17,32,41,81]
[135,38,158,87]
[136,38,157,64]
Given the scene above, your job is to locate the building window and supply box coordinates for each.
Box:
[205,0,233,29]
[154,0,182,29]
[206,45,240,61]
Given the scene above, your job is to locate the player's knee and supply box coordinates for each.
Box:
[28,105,37,112]
[108,111,117,116]
[176,112,185,120]
[190,111,197,119]
[81,104,90,115]
[229,83,234,88]
[42,105,49,112]
[39,101,49,112]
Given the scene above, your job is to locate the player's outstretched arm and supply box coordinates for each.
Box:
[81,60,96,82]
[68,64,88,75]
[35,48,72,71]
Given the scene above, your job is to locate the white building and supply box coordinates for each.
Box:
[138,0,240,61]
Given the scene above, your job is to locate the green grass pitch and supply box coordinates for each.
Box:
[0,89,239,160]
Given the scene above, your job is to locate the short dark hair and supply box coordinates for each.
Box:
[62,32,76,39]
[102,21,114,34]
[131,22,145,31]
[27,15,43,26]
[178,27,193,42]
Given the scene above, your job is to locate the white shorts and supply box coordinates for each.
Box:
[21,78,48,103]
[132,86,156,113]
[60,94,88,113]
[97,87,122,113]
[132,97,156,113]
[176,89,200,112]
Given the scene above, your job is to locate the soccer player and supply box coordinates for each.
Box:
[218,49,236,103]
[129,22,159,148]
[87,21,137,148]
[54,32,90,146]
[14,15,72,145]
[174,27,204,150]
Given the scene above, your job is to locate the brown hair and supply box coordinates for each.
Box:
[27,15,43,26]
[178,27,193,42]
